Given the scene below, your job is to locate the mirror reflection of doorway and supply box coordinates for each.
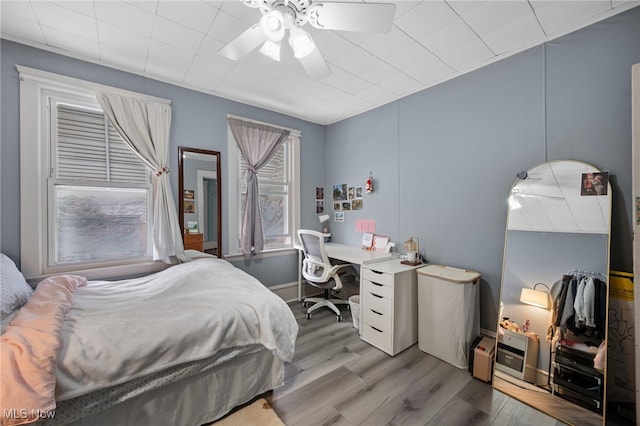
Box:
[197,170,218,256]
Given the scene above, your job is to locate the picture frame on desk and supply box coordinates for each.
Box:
[372,235,389,252]
[361,232,373,250]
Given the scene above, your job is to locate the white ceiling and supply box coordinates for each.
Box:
[2,1,638,125]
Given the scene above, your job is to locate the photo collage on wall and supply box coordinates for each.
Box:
[316,183,365,221]
[315,187,324,214]
[332,183,363,222]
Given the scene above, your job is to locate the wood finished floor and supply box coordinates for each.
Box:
[267,301,567,426]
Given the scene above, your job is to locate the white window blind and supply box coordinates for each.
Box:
[54,103,149,183]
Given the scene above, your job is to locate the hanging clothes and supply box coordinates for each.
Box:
[584,277,596,327]
[551,270,607,339]
[573,277,587,325]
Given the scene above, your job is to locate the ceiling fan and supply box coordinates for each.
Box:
[511,171,565,201]
[218,0,396,79]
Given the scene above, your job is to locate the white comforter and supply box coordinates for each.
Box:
[55,257,298,401]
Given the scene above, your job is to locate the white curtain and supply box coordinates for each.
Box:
[228,117,290,255]
[96,91,185,263]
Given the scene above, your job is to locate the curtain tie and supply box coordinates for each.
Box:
[246,165,257,173]
[155,166,169,177]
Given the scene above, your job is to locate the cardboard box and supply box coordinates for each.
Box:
[472,336,495,382]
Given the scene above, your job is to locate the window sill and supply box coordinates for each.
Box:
[26,261,170,285]
[223,247,298,261]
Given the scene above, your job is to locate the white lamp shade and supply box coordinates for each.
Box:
[259,40,281,61]
[520,287,550,309]
[288,27,316,59]
[318,214,330,223]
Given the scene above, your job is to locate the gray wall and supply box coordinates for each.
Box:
[325,7,640,331]
[0,39,325,286]
[1,7,638,324]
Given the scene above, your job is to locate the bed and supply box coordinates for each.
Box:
[1,253,298,426]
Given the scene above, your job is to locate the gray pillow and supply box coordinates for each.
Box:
[1,253,33,319]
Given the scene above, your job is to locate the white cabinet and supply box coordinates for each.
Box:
[360,260,420,356]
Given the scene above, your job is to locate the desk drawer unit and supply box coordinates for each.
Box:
[362,286,392,333]
[360,260,419,356]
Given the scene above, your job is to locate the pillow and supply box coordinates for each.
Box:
[1,253,33,319]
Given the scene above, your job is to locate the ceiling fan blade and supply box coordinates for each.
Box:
[308,2,396,33]
[218,24,266,61]
[512,177,542,190]
[514,193,566,200]
[298,46,331,79]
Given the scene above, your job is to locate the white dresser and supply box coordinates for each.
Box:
[360,260,422,356]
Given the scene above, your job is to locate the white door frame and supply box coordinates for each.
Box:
[197,169,218,251]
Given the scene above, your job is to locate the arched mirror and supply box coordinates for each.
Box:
[493,160,611,425]
[178,147,221,257]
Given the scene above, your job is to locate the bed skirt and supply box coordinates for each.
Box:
[53,348,283,426]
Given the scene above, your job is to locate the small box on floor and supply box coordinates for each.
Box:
[470,336,495,382]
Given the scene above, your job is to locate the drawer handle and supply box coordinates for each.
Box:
[369,292,383,299]
[370,270,384,275]
[370,282,383,287]
[370,309,383,316]
[370,325,383,333]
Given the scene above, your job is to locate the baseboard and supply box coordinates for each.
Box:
[480,327,496,338]
[269,281,298,303]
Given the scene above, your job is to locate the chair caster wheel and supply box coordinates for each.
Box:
[303,302,308,308]
[306,313,311,320]
[337,315,342,322]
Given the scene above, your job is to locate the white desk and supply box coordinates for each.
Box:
[295,242,394,301]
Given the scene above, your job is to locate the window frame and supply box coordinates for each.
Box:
[18,65,169,280]
[226,115,300,256]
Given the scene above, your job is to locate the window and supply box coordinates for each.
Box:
[228,117,300,254]
[49,100,152,266]
[19,66,161,279]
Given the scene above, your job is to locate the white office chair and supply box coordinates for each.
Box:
[298,229,351,321]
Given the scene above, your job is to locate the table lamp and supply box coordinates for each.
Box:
[318,214,331,242]
[520,283,550,309]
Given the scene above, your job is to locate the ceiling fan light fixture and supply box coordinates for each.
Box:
[259,40,281,61]
[288,27,316,59]
[260,10,285,42]
[508,195,522,210]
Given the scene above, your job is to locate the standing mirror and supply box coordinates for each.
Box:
[493,160,611,425]
[178,147,221,257]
